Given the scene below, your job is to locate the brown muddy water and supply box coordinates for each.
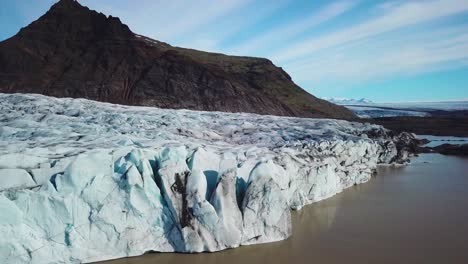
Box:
[100,154,468,264]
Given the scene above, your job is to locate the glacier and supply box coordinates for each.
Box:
[0,93,415,263]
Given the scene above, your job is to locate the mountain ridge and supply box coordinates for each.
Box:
[324,97,374,105]
[0,0,356,119]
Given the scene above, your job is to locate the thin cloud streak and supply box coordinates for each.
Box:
[230,1,355,54]
[175,0,290,52]
[229,1,356,55]
[148,0,253,41]
[80,0,253,43]
[285,26,468,85]
[272,0,468,64]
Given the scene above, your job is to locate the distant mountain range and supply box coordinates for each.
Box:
[0,0,355,120]
[323,97,468,118]
[322,97,374,105]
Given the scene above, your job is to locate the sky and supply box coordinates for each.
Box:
[1,0,468,102]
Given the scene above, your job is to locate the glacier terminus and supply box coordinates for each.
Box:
[0,93,416,263]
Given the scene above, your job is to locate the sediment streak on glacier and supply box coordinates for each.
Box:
[0,94,412,263]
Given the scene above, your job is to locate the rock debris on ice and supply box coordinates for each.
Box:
[0,93,415,263]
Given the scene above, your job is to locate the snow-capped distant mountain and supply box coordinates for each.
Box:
[324,97,374,105]
[344,105,430,118]
[376,101,468,111]
[324,98,468,118]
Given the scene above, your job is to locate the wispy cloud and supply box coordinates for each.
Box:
[174,0,289,52]
[81,0,253,43]
[152,0,252,40]
[230,1,356,55]
[271,0,468,63]
[81,0,289,53]
[285,25,468,85]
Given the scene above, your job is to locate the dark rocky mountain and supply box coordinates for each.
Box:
[0,0,356,119]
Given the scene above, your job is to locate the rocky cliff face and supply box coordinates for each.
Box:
[0,0,355,119]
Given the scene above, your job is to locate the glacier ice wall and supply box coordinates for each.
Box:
[0,94,415,263]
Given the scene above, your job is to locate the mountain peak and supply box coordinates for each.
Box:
[0,1,356,120]
[47,0,88,15]
[52,0,81,8]
[323,97,374,105]
[16,0,132,41]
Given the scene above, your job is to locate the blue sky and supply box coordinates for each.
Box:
[1,0,468,102]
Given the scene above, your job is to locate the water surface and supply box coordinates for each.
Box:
[416,135,468,147]
[101,154,468,264]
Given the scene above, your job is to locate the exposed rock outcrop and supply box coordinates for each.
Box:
[433,144,468,156]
